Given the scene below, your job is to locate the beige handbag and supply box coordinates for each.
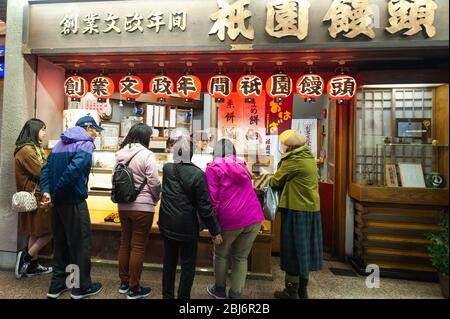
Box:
[11,184,38,213]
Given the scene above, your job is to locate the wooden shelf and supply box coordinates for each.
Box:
[90,209,271,237]
[93,149,117,153]
[89,190,112,197]
[349,183,449,206]
[152,127,175,130]
[90,209,122,231]
[91,168,113,174]
[383,143,448,147]
[90,209,159,232]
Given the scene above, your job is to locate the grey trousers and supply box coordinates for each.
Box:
[214,222,262,296]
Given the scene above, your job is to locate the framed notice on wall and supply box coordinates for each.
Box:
[385,164,399,187]
[101,122,120,150]
[398,163,426,188]
[396,118,431,143]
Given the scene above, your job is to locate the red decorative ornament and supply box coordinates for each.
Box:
[90,76,115,102]
[64,75,88,101]
[176,75,202,101]
[296,74,324,99]
[265,73,293,102]
[237,74,263,102]
[327,75,357,101]
[208,75,233,102]
[150,75,175,101]
[119,74,144,102]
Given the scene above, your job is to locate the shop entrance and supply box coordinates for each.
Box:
[2,0,446,282]
[34,50,354,273]
[34,46,447,272]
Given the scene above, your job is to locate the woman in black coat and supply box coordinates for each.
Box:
[159,138,222,299]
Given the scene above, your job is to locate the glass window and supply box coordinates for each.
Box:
[353,87,435,185]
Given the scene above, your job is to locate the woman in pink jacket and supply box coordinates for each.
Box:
[205,138,264,299]
[114,123,161,299]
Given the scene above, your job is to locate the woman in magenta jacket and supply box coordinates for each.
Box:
[205,138,264,299]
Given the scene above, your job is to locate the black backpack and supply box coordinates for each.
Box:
[111,149,147,203]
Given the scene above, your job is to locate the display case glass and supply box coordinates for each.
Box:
[87,151,170,229]
[86,150,272,233]
[380,143,448,188]
[352,86,448,188]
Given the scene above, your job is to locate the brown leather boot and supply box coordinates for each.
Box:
[274,275,299,299]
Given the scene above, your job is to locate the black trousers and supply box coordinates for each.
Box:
[50,201,92,291]
[162,237,198,299]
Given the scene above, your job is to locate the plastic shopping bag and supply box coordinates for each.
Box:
[263,185,279,221]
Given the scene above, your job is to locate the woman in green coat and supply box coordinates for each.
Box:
[269,129,323,299]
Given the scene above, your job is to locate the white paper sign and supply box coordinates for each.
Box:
[146,105,153,126]
[153,105,159,127]
[292,119,318,159]
[398,163,426,188]
[62,109,100,131]
[266,135,281,170]
[159,106,165,127]
[169,109,177,128]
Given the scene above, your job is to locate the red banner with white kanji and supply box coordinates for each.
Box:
[265,94,293,135]
[218,92,266,154]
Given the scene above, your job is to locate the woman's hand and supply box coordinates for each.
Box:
[316,157,324,166]
[40,192,51,208]
[212,234,223,246]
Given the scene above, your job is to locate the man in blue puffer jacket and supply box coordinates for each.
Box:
[40,116,103,299]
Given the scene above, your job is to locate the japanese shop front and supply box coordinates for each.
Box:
[0,0,448,279]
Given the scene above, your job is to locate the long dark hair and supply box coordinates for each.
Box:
[213,138,236,159]
[15,118,46,147]
[120,123,153,149]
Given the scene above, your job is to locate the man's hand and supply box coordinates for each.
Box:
[40,192,51,207]
[212,234,223,246]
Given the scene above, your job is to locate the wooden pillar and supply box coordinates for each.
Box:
[332,100,350,260]
[434,85,449,186]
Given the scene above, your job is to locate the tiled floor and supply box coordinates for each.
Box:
[0,257,443,299]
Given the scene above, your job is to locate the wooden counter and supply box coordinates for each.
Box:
[349,183,448,281]
[88,202,273,277]
[349,183,449,206]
